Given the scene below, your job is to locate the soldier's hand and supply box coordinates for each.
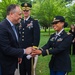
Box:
[31,49,42,56]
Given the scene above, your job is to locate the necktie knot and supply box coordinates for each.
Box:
[24,20,27,23]
[55,34,59,40]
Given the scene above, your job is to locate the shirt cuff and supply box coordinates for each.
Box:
[23,49,26,54]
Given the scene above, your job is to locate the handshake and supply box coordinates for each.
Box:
[18,46,42,64]
[25,46,42,57]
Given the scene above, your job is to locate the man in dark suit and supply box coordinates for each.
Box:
[0,4,32,75]
[17,3,40,75]
[32,16,72,75]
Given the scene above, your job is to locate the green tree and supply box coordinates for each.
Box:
[65,0,73,2]
[32,0,67,35]
[0,0,18,21]
[18,0,31,3]
[66,4,75,25]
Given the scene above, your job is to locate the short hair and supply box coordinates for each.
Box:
[6,4,19,15]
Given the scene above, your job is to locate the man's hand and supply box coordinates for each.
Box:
[25,47,33,54]
[18,58,22,64]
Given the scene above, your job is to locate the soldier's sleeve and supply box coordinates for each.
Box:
[39,35,53,56]
[33,19,40,47]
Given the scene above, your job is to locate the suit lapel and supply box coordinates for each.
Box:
[5,19,19,43]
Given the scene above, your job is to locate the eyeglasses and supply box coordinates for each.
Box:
[23,10,29,12]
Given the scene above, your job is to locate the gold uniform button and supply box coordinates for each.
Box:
[22,39,24,41]
[22,32,24,34]
[23,28,25,30]
[22,36,24,37]
[19,32,21,34]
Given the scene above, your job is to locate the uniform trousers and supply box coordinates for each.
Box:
[50,69,66,75]
[19,55,31,75]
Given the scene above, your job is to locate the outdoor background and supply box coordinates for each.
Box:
[0,0,75,75]
[35,28,75,75]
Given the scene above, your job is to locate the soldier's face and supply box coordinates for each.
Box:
[23,10,30,17]
[71,25,74,29]
[52,22,64,32]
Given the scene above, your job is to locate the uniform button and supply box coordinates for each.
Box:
[22,39,24,41]
[22,36,24,37]
[22,32,24,34]
[23,28,24,30]
[19,32,21,34]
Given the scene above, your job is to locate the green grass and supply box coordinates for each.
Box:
[35,28,75,75]
[40,28,70,36]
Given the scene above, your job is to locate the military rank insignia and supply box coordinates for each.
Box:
[50,37,55,41]
[19,23,22,30]
[57,38,63,42]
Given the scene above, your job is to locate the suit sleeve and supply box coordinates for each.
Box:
[33,20,40,46]
[42,34,72,56]
[0,25,24,58]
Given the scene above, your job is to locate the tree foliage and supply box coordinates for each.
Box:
[65,0,73,2]
[0,0,18,21]
[0,0,75,31]
[66,4,75,25]
[31,0,67,34]
[18,0,31,3]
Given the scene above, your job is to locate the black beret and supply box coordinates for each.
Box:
[51,16,68,28]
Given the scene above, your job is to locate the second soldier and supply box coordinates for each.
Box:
[17,3,40,75]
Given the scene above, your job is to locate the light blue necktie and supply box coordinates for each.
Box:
[12,25,18,41]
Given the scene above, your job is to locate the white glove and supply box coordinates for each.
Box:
[26,55,32,59]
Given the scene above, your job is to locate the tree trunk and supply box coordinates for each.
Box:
[49,26,50,35]
[44,27,47,32]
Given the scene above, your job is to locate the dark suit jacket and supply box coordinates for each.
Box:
[42,30,72,72]
[17,17,40,48]
[0,19,24,75]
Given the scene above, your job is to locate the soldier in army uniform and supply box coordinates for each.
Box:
[17,3,40,75]
[32,16,72,75]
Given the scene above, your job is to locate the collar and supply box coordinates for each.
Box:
[24,16,30,21]
[56,28,64,36]
[6,18,14,27]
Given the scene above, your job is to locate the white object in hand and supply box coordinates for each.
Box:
[26,55,32,59]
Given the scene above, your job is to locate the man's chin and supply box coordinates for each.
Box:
[17,20,21,24]
[15,22,20,25]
